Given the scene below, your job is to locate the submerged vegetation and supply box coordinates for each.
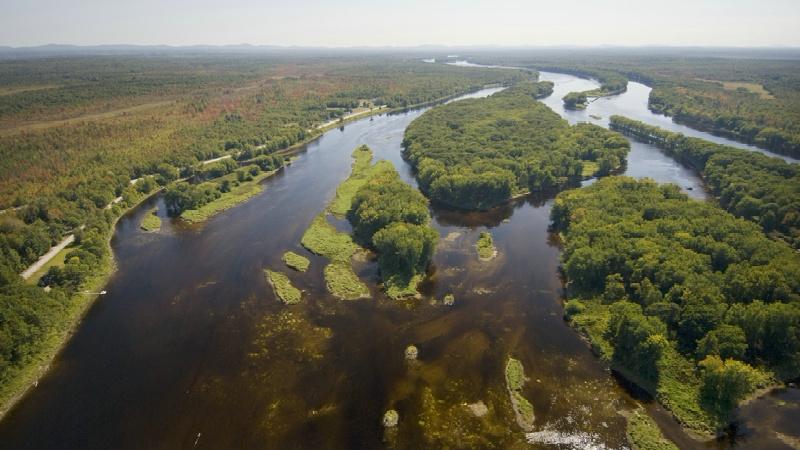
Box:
[264,269,301,305]
[610,115,800,248]
[554,177,799,433]
[403,82,629,209]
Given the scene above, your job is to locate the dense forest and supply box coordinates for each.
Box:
[462,52,800,157]
[552,177,800,431]
[402,82,629,209]
[610,116,800,249]
[348,162,437,296]
[0,56,527,411]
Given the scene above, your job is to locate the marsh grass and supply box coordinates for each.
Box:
[180,170,273,223]
[624,408,679,450]
[323,261,370,300]
[329,146,393,217]
[301,214,359,262]
[505,357,534,430]
[264,269,302,304]
[139,210,161,231]
[282,251,310,272]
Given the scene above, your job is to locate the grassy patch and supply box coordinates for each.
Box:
[282,251,310,272]
[180,171,273,223]
[624,408,679,450]
[505,357,526,390]
[476,231,497,260]
[323,261,369,300]
[384,273,423,300]
[24,245,71,285]
[139,210,161,231]
[505,357,534,430]
[301,214,359,262]
[264,269,301,305]
[329,146,393,217]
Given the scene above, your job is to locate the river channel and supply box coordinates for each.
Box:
[0,66,796,449]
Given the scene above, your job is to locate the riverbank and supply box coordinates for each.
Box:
[179,168,279,223]
[0,186,162,420]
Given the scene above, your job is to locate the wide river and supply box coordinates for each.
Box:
[0,68,797,449]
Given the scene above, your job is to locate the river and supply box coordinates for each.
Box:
[0,68,796,449]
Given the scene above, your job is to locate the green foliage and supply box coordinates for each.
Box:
[139,211,161,231]
[475,53,800,157]
[323,262,370,300]
[301,214,359,263]
[553,176,799,431]
[563,91,588,109]
[328,145,389,217]
[625,408,679,450]
[698,356,766,422]
[610,115,800,248]
[505,357,526,391]
[346,158,437,298]
[607,302,669,382]
[648,79,800,158]
[505,357,535,430]
[348,168,431,241]
[281,251,310,272]
[476,231,496,260]
[372,223,437,278]
[403,83,629,209]
[696,324,747,361]
[264,269,301,305]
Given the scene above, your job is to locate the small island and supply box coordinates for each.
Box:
[505,357,534,431]
[282,251,310,272]
[476,231,497,261]
[139,209,161,231]
[264,269,301,304]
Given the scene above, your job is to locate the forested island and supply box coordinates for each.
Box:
[553,177,800,434]
[610,115,800,248]
[299,146,436,300]
[402,81,629,209]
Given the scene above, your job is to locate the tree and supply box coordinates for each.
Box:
[699,356,763,423]
[607,301,669,382]
[696,325,748,360]
[372,222,438,277]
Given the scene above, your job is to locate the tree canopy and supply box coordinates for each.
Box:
[403,82,629,209]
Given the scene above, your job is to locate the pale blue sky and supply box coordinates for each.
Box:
[1,0,798,47]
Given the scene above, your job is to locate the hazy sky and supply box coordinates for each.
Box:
[2,0,799,47]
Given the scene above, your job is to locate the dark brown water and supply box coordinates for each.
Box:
[0,74,796,449]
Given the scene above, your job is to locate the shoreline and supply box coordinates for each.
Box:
[0,187,162,421]
[0,85,502,421]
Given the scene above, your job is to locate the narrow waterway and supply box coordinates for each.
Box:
[0,69,795,449]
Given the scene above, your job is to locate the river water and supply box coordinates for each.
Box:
[0,68,796,449]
